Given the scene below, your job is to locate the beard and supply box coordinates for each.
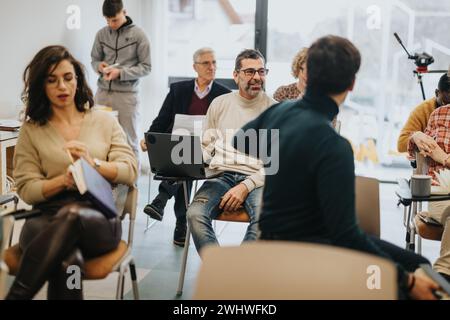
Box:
[244,79,265,97]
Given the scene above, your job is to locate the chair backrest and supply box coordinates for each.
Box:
[193,241,397,300]
[355,176,380,237]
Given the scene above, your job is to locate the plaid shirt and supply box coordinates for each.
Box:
[408,105,450,178]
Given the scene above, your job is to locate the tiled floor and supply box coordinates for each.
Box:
[4,174,441,300]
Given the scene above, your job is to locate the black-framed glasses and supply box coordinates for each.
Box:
[238,68,269,77]
[195,60,217,67]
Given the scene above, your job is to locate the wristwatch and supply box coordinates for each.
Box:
[93,158,102,169]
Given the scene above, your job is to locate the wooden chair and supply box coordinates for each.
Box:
[193,241,397,300]
[3,185,139,300]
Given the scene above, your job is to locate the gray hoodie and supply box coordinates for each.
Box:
[91,16,151,93]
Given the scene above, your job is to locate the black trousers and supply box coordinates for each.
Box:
[7,193,121,300]
[158,180,192,220]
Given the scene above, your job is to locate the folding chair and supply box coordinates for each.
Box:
[193,242,397,300]
[3,185,139,300]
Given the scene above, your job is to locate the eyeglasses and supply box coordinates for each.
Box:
[195,61,217,67]
[238,68,269,77]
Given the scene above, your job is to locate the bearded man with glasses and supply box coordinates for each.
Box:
[186,49,276,255]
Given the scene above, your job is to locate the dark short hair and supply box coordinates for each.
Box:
[234,49,265,71]
[22,45,94,125]
[307,35,361,95]
[438,73,450,92]
[103,0,124,18]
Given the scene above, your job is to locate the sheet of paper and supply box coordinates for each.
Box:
[172,114,205,136]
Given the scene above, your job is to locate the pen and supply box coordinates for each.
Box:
[103,63,120,72]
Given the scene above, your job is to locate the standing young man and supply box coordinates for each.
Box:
[91,0,151,162]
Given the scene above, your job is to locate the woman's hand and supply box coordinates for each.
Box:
[63,168,76,190]
[411,132,438,154]
[64,141,94,166]
[424,143,448,165]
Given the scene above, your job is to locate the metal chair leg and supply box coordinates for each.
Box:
[177,226,190,296]
[417,234,422,255]
[120,273,126,299]
[129,260,140,300]
[405,205,412,250]
[116,269,125,300]
[176,181,192,296]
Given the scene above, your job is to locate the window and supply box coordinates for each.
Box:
[266,0,450,181]
[168,0,257,79]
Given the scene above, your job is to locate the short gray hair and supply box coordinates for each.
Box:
[193,47,215,63]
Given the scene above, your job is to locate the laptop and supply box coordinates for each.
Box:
[145,132,221,180]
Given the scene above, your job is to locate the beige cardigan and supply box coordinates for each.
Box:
[13,109,137,205]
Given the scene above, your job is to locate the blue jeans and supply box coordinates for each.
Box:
[187,172,263,253]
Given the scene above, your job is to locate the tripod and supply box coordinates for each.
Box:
[394,33,447,101]
[414,69,448,101]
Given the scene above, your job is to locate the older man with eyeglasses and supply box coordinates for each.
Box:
[141,47,230,247]
[186,49,277,255]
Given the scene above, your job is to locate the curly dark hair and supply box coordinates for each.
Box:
[22,45,94,125]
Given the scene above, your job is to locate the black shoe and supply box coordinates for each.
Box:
[173,221,187,247]
[143,198,165,221]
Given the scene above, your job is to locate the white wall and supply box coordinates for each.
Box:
[0,0,168,168]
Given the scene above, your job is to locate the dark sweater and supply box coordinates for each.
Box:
[234,89,408,289]
[188,92,209,115]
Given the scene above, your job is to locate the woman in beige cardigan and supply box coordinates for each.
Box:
[6,46,137,300]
